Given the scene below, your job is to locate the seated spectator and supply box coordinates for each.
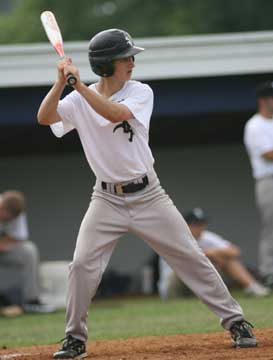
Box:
[0,190,55,313]
[158,207,270,299]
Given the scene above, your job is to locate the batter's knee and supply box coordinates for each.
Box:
[69,258,102,286]
[69,259,86,271]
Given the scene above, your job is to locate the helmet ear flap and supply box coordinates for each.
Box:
[89,59,115,77]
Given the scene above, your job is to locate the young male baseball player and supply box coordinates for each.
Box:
[38,29,257,359]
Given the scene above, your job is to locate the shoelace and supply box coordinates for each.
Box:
[58,335,77,348]
[113,121,134,142]
[230,320,254,336]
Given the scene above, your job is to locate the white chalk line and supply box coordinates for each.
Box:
[0,353,37,359]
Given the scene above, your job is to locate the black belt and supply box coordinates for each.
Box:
[101,175,149,195]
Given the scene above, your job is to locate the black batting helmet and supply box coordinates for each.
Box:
[88,29,144,77]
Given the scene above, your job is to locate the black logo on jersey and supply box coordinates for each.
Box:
[113,121,134,142]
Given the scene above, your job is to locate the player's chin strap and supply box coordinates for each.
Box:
[113,121,134,142]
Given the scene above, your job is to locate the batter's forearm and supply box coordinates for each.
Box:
[75,82,132,123]
[38,81,65,125]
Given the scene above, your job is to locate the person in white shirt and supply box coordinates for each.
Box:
[158,208,270,299]
[38,28,257,358]
[244,81,273,287]
[0,191,45,312]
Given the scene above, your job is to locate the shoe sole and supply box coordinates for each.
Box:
[53,352,88,359]
[233,339,258,348]
[73,354,88,360]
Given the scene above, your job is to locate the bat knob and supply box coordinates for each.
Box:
[67,73,77,86]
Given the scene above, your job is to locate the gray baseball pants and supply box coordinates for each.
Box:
[255,176,273,277]
[66,170,244,342]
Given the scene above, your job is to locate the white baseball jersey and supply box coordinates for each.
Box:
[51,80,155,182]
[0,212,29,241]
[244,113,273,179]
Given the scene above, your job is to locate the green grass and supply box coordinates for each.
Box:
[0,291,273,348]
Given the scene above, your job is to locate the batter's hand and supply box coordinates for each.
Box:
[63,62,81,87]
[57,57,72,85]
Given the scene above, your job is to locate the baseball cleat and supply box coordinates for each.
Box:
[229,320,257,348]
[53,335,87,359]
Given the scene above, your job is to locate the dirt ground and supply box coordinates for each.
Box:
[1,328,273,360]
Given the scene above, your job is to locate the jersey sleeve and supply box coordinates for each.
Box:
[5,213,29,241]
[120,84,154,129]
[56,90,80,132]
[244,122,273,156]
[50,121,75,138]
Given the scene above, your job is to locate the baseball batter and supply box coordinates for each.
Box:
[37,29,257,359]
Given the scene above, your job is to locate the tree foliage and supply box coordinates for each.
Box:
[0,0,273,44]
